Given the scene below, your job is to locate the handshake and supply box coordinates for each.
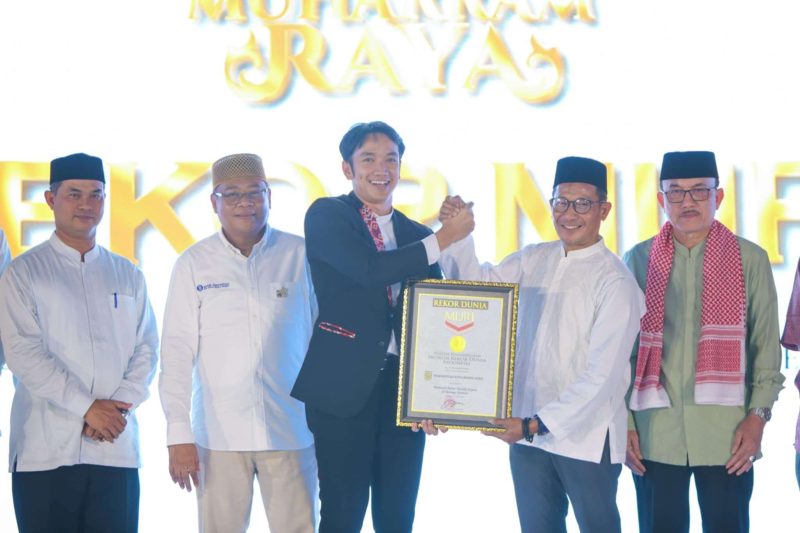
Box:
[434,195,475,251]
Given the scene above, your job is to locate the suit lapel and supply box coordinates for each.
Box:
[392,210,414,247]
[346,191,378,243]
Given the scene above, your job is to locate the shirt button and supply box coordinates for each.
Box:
[378,341,386,348]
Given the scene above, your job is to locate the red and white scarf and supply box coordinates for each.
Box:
[359,204,393,306]
[630,220,746,410]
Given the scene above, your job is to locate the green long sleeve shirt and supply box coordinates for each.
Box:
[623,235,785,466]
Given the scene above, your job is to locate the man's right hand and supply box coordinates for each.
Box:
[84,399,131,442]
[435,196,475,250]
[168,443,200,492]
[625,429,646,475]
[439,195,466,222]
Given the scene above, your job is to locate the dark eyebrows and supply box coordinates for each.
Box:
[666,181,713,190]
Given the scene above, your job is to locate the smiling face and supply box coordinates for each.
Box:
[342,132,400,215]
[658,177,723,247]
[551,182,611,253]
[45,179,105,247]
[211,177,270,247]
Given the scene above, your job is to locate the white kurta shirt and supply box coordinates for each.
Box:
[159,228,317,451]
[440,237,645,463]
[0,233,159,472]
[0,228,11,371]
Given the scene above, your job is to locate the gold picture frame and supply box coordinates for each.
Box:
[396,279,519,431]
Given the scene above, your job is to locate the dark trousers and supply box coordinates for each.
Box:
[306,357,425,533]
[633,460,754,533]
[12,464,140,533]
[509,436,622,533]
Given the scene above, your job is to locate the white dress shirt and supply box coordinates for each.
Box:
[0,233,159,472]
[440,237,645,463]
[0,228,11,371]
[375,211,440,356]
[159,228,317,451]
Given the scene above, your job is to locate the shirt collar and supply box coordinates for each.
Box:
[673,236,706,258]
[559,237,606,259]
[49,232,100,263]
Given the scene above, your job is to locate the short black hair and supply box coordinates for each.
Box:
[339,121,405,165]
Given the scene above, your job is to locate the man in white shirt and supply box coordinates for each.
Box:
[0,152,159,532]
[159,153,318,533]
[0,227,11,373]
[439,156,645,533]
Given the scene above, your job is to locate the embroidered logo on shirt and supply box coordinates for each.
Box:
[196,282,231,292]
[275,286,289,298]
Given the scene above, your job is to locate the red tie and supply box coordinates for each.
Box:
[359,205,393,306]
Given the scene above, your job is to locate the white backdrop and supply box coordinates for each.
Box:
[1,1,799,531]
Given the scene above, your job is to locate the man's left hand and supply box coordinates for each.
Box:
[482,417,526,444]
[725,413,765,475]
[411,419,448,436]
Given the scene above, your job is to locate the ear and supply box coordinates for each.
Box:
[599,201,612,221]
[342,160,354,181]
[657,191,665,211]
[210,193,220,215]
[715,187,725,209]
[267,188,272,209]
[44,190,56,210]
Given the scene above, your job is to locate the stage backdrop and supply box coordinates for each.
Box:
[0,1,798,531]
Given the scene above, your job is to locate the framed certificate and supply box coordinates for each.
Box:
[396,279,519,431]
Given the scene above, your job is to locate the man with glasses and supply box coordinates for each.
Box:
[160,153,318,532]
[0,153,158,532]
[623,151,784,533]
[439,156,645,532]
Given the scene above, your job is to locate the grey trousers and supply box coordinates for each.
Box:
[509,436,621,533]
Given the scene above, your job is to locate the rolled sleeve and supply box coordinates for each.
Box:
[744,247,785,409]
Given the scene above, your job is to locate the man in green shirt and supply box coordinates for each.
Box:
[623,151,784,533]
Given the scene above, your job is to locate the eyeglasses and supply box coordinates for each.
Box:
[213,188,268,206]
[549,197,602,214]
[662,187,716,203]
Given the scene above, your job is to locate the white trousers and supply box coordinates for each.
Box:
[196,445,318,533]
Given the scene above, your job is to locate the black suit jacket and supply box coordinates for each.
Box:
[291,192,443,417]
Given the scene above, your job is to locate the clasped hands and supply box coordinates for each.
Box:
[434,195,475,250]
[82,399,132,443]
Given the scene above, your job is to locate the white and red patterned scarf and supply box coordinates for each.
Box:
[359,204,393,306]
[630,220,746,410]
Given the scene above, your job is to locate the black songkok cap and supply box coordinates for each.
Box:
[553,156,607,193]
[50,153,105,184]
[660,151,718,181]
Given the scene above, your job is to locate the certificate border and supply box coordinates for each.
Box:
[409,292,505,418]
[396,279,519,432]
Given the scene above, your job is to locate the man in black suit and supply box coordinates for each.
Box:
[292,121,474,532]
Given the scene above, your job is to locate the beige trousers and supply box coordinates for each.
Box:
[196,445,318,533]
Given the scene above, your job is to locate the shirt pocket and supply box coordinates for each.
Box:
[263,281,307,323]
[105,293,137,375]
